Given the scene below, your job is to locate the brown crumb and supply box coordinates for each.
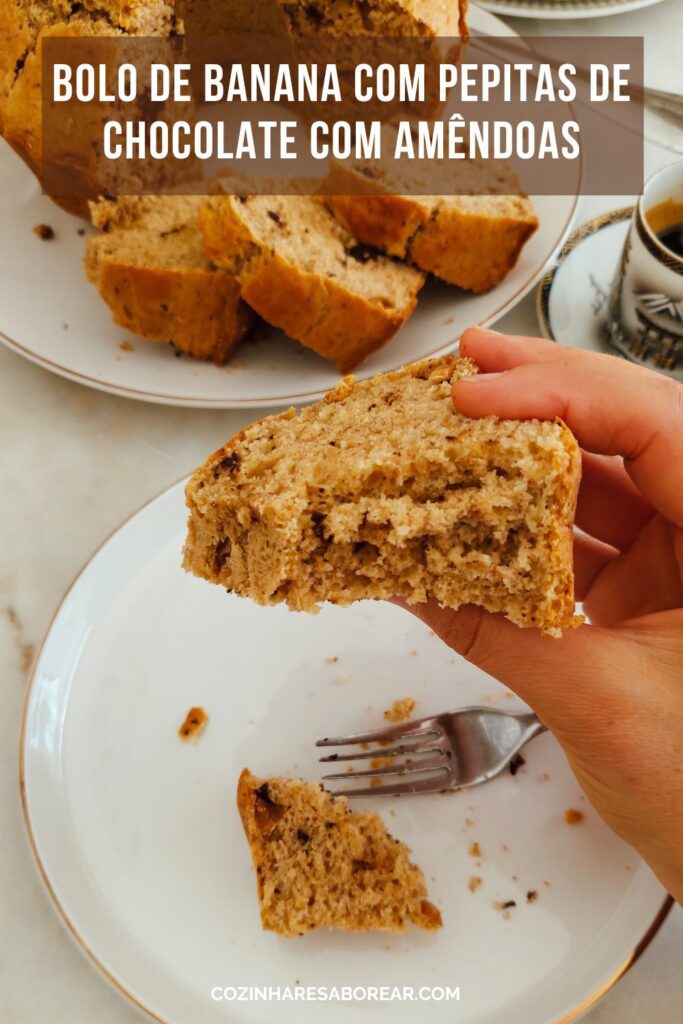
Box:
[119,341,134,352]
[384,697,416,723]
[33,223,55,240]
[468,841,482,858]
[509,753,526,776]
[493,900,517,911]
[178,706,208,741]
[468,876,482,893]
[543,880,551,888]
[77,227,86,236]
[564,808,585,826]
[526,890,538,903]
[500,843,509,852]
[464,817,475,828]
[325,655,338,664]
[539,773,551,783]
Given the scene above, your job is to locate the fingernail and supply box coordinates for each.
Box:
[457,372,504,383]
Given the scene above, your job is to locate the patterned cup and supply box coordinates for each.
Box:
[605,161,683,380]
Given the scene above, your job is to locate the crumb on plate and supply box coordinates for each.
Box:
[564,808,585,826]
[384,697,416,723]
[179,706,208,741]
[33,223,55,240]
[468,876,482,893]
[509,753,526,776]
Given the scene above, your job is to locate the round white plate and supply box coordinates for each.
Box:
[476,0,666,21]
[0,9,577,409]
[22,479,670,1024]
[536,207,632,354]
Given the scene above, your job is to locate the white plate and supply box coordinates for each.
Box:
[476,0,667,21]
[0,9,577,409]
[21,479,671,1024]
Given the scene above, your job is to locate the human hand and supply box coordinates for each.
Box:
[401,328,683,903]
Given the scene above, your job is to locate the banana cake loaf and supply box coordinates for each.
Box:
[237,769,442,935]
[183,355,581,635]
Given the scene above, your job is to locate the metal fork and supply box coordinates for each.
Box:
[316,707,547,797]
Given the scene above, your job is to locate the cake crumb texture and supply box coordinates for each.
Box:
[237,768,442,935]
[184,355,580,635]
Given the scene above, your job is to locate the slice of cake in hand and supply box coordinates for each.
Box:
[183,355,581,635]
[86,195,255,364]
[322,152,538,294]
[237,768,442,935]
[198,195,425,372]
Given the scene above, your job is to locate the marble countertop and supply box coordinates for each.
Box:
[1,14,682,1020]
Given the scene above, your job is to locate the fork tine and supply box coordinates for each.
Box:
[326,771,451,798]
[322,753,449,782]
[316,718,440,748]
[318,738,442,763]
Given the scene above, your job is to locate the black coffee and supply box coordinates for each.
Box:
[646,200,683,260]
[659,223,683,259]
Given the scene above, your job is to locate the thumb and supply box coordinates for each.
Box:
[397,600,627,748]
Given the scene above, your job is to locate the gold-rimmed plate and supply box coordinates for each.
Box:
[0,11,580,410]
[478,0,667,21]
[21,478,671,1024]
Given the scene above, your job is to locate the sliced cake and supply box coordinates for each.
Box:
[198,194,425,372]
[86,195,255,363]
[237,768,442,935]
[322,153,538,294]
[183,355,581,635]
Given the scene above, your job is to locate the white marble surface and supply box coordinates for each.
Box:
[1,47,682,1024]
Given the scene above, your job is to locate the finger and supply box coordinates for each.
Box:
[573,531,617,601]
[583,515,683,627]
[460,327,582,372]
[576,452,656,550]
[398,600,626,747]
[452,355,683,527]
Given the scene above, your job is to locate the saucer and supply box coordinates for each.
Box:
[538,206,683,383]
[536,207,633,357]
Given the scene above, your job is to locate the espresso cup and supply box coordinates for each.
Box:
[605,161,683,380]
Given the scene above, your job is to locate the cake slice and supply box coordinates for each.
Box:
[322,154,538,294]
[237,768,442,935]
[198,194,425,372]
[183,355,580,635]
[86,195,255,363]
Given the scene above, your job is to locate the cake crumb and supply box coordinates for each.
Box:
[564,808,585,826]
[119,341,134,352]
[500,843,509,852]
[179,706,208,741]
[468,876,482,893]
[526,890,538,903]
[539,773,551,783]
[384,697,416,722]
[464,817,475,829]
[325,655,338,664]
[509,753,526,776]
[468,841,482,858]
[543,880,551,888]
[493,900,516,911]
[33,223,55,240]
